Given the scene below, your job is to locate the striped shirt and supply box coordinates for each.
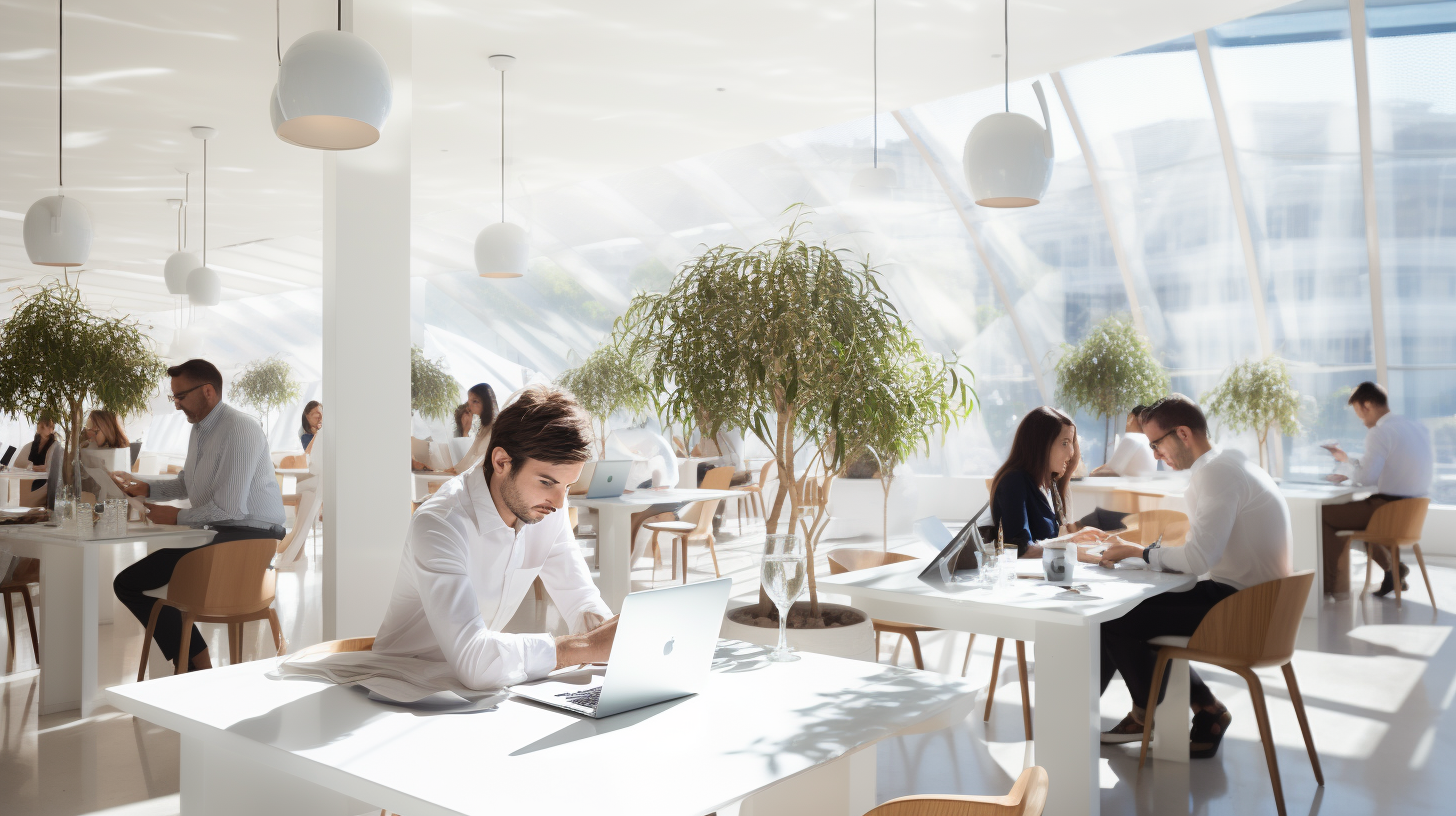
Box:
[150,402,286,529]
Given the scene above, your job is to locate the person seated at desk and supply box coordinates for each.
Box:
[1095,395,1291,758]
[1090,405,1158,477]
[605,426,685,556]
[18,418,60,507]
[299,400,322,450]
[990,407,1104,559]
[1321,381,1433,597]
[78,409,130,497]
[373,385,616,688]
[453,402,473,439]
[449,383,499,473]
[109,358,287,673]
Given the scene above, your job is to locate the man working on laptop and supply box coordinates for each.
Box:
[373,385,617,689]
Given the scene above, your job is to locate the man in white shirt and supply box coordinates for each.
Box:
[373,385,616,690]
[1096,395,1292,759]
[1322,381,1434,596]
[1090,406,1158,478]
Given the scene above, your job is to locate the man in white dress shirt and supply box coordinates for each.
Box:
[373,385,616,690]
[1096,395,1292,759]
[1322,381,1434,596]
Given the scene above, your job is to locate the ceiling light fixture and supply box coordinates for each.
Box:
[272,0,392,150]
[22,0,93,267]
[475,54,528,279]
[963,0,1053,207]
[185,127,222,306]
[163,175,199,295]
[851,0,896,193]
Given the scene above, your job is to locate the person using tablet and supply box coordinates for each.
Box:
[989,406,1104,559]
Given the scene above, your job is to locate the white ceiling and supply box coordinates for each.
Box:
[0,0,1294,314]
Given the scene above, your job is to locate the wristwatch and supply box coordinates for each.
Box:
[1141,541,1161,563]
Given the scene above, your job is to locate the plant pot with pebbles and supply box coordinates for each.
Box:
[720,600,876,662]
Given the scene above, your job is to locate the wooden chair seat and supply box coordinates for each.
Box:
[647,497,723,584]
[863,766,1048,816]
[3,556,40,670]
[644,520,697,534]
[1335,497,1433,610]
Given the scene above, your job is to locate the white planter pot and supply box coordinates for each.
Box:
[822,467,920,541]
[721,600,876,662]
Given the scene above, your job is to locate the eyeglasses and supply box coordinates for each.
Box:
[169,384,206,404]
[1148,429,1178,452]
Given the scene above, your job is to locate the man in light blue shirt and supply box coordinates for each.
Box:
[111,359,286,672]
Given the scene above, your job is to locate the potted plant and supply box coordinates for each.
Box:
[230,355,301,440]
[556,342,653,457]
[1203,357,1302,472]
[410,345,461,424]
[0,282,166,492]
[620,210,972,658]
[1053,315,1169,463]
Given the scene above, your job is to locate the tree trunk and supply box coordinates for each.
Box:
[881,471,893,553]
[757,406,796,616]
[1258,428,1269,472]
[1103,414,1112,465]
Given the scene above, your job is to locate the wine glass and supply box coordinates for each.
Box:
[761,533,807,663]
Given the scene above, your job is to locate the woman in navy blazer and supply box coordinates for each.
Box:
[991,406,1094,558]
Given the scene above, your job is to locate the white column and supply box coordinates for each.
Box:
[1350,0,1390,387]
[322,0,413,640]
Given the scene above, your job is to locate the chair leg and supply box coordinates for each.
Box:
[706,534,721,578]
[680,537,689,585]
[4,590,16,673]
[227,623,243,665]
[1239,667,1288,816]
[267,608,286,656]
[1412,544,1437,612]
[20,588,38,666]
[906,632,925,670]
[1361,541,1373,597]
[984,638,1005,721]
[1138,649,1171,769]
[137,601,164,683]
[1015,640,1032,740]
[1282,663,1323,786]
[1390,545,1403,608]
[737,497,743,535]
[175,613,196,676]
[961,633,976,677]
[874,630,881,662]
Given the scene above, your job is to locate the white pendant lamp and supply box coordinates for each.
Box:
[963,0,1053,208]
[23,0,92,267]
[163,175,199,295]
[852,0,897,194]
[475,55,528,279]
[272,0,392,151]
[186,127,222,306]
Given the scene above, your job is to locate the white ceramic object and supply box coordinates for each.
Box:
[23,195,93,267]
[962,79,1054,207]
[823,465,920,540]
[186,265,222,306]
[721,600,876,662]
[475,221,528,278]
[163,250,200,295]
[275,30,392,150]
[851,165,897,192]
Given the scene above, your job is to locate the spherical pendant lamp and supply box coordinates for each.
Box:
[475,55,527,278]
[963,1,1054,208]
[275,29,392,150]
[164,251,200,295]
[24,0,92,267]
[186,126,222,306]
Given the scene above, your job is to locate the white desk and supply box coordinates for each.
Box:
[105,641,980,816]
[574,488,743,612]
[0,522,215,715]
[0,467,42,508]
[411,470,455,501]
[818,559,1197,816]
[1071,475,1364,617]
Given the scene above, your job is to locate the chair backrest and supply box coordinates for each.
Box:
[279,454,306,469]
[828,548,919,575]
[758,459,775,486]
[862,765,1048,816]
[1121,509,1189,547]
[1,556,39,588]
[672,436,688,457]
[1186,570,1313,668]
[165,464,182,474]
[1361,497,1431,544]
[700,465,735,491]
[292,637,374,659]
[684,499,722,537]
[167,539,279,616]
[277,487,325,558]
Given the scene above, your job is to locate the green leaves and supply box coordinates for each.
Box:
[1204,357,1302,441]
[1053,316,1169,421]
[410,346,461,423]
[230,356,301,416]
[556,342,653,448]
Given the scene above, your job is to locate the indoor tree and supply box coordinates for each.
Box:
[1203,356,1302,472]
[0,282,167,489]
[556,342,653,456]
[410,345,461,423]
[1053,315,1169,463]
[230,355,301,439]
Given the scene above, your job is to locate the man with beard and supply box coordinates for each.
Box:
[373,384,616,689]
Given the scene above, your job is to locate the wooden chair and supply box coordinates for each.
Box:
[1138,571,1321,816]
[136,539,286,679]
[1119,509,1189,547]
[731,460,773,533]
[645,499,723,583]
[165,464,183,475]
[278,454,308,508]
[827,548,1031,740]
[1111,489,1163,515]
[277,487,324,570]
[3,556,40,671]
[1336,497,1434,610]
[292,636,374,659]
[862,766,1049,816]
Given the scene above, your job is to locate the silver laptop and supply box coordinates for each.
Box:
[508,577,731,718]
[571,459,632,499]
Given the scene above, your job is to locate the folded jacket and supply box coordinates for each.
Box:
[268,650,502,704]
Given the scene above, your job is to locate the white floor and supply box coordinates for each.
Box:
[4,514,1455,816]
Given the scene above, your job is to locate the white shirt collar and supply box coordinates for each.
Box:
[1189,444,1222,473]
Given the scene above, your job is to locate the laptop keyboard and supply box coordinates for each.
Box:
[557,687,602,710]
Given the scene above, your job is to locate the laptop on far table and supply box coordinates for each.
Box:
[568,459,632,499]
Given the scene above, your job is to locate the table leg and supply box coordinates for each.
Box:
[596,506,633,614]
[39,542,98,715]
[1286,497,1322,619]
[1033,620,1100,816]
[737,745,875,816]
[181,734,373,816]
[1151,658,1189,762]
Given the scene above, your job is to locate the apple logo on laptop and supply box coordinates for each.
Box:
[606,475,613,483]
[663,637,675,656]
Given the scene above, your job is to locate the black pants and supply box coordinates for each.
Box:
[114,525,285,663]
[1100,580,1239,710]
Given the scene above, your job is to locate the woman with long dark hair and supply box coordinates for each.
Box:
[990,406,1102,558]
[452,382,499,472]
[299,400,322,450]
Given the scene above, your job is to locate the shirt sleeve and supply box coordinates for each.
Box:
[1342,427,1389,487]
[408,511,558,689]
[1149,462,1241,577]
[539,506,613,633]
[175,423,264,526]
[148,469,189,502]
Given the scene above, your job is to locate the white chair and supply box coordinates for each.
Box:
[276,486,324,570]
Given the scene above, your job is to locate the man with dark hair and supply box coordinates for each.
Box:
[374,384,616,689]
[109,358,286,672]
[1095,394,1292,758]
[1321,381,1433,596]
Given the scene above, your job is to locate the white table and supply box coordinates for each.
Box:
[0,522,215,715]
[411,470,455,500]
[0,467,43,508]
[105,641,979,816]
[818,559,1197,816]
[1071,475,1365,616]
[574,488,743,613]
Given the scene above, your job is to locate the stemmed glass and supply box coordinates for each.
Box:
[761,533,807,663]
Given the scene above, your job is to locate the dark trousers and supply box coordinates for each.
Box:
[114,525,285,663]
[1100,580,1239,710]
[1321,495,1400,594]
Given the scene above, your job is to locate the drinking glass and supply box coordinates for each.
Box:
[75,502,93,538]
[761,533,807,663]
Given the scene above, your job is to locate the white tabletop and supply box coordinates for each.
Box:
[573,487,743,509]
[0,468,43,479]
[275,468,311,477]
[1073,474,1363,501]
[106,641,979,816]
[0,522,214,548]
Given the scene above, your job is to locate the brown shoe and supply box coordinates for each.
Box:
[1101,712,1146,744]
[1190,707,1232,758]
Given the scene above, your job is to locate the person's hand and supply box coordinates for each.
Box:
[411,458,428,471]
[143,503,180,525]
[32,465,48,473]
[1090,465,1118,477]
[1325,473,1348,484]
[110,471,150,498]
[1323,443,1349,463]
[1068,527,1106,545]
[1099,541,1146,568]
[554,615,618,669]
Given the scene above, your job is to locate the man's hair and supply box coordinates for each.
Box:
[166,359,223,395]
[487,384,594,479]
[1347,381,1388,408]
[1142,394,1209,437]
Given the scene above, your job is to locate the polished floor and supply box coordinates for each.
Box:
[3,515,1454,816]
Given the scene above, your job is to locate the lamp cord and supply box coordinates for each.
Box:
[202,140,207,266]
[183,172,189,247]
[872,0,877,169]
[500,68,506,223]
[58,0,63,192]
[277,0,281,64]
[338,0,342,31]
[1004,0,1009,113]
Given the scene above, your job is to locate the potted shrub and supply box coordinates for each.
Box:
[0,282,166,492]
[1053,315,1169,463]
[1203,357,1302,473]
[410,345,460,424]
[230,355,301,441]
[556,342,652,457]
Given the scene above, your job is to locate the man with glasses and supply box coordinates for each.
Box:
[109,359,286,672]
[1093,394,1292,759]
